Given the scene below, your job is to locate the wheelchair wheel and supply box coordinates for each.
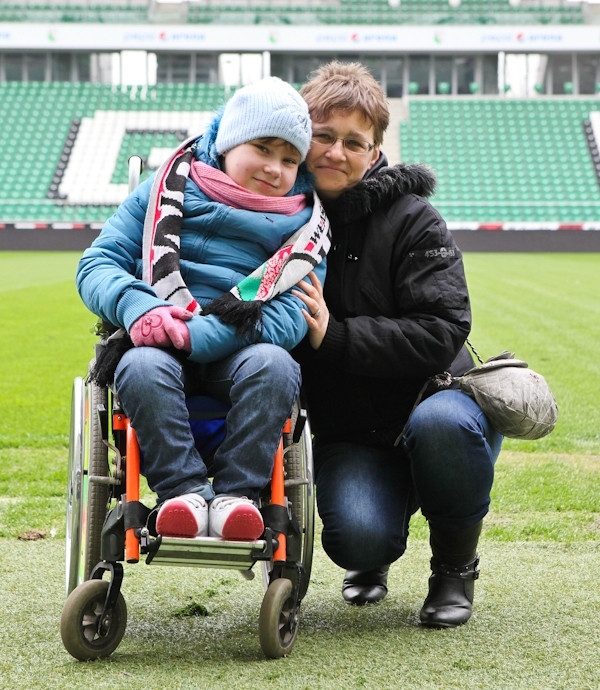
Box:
[65,374,110,595]
[258,577,298,659]
[61,579,127,661]
[282,399,315,600]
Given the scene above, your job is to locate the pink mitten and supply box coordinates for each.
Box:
[130,306,192,349]
[173,318,191,352]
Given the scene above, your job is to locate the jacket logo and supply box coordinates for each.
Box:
[424,247,456,259]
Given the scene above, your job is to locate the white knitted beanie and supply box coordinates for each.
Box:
[215,77,312,161]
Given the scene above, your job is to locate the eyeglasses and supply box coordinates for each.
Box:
[311,132,375,155]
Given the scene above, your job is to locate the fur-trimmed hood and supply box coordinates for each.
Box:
[321,153,437,223]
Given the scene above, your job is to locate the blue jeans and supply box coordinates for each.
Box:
[114,343,301,503]
[314,389,503,571]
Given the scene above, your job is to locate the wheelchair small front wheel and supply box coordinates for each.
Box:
[258,578,299,658]
[60,580,127,661]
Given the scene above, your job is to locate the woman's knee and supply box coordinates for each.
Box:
[320,516,406,571]
[404,389,502,463]
[320,501,407,568]
[316,454,409,570]
[406,390,486,445]
[411,389,473,428]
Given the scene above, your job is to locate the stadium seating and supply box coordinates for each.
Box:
[400,97,600,222]
[1,79,598,224]
[188,0,584,27]
[0,0,149,24]
[0,0,584,26]
[0,81,227,222]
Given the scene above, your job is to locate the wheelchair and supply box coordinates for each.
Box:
[61,368,314,661]
[60,158,315,662]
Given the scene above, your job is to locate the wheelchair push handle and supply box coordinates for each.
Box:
[128,155,143,194]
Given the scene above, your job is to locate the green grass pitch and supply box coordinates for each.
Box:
[0,250,599,689]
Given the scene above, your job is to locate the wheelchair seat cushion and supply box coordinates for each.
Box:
[186,396,229,459]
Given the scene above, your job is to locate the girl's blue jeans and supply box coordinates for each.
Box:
[314,389,503,571]
[114,343,301,504]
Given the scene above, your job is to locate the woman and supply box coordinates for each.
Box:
[292,62,502,628]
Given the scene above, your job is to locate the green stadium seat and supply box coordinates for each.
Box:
[0,81,227,221]
[400,96,600,223]
[0,0,584,25]
[3,82,600,225]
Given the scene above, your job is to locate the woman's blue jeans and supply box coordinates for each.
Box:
[114,343,301,504]
[314,389,503,571]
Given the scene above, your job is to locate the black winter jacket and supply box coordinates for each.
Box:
[292,156,473,447]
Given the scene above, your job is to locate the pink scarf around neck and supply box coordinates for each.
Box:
[190,160,307,215]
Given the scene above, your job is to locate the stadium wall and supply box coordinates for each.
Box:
[2,226,599,253]
[451,229,600,252]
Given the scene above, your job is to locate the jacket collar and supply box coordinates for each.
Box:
[321,151,437,223]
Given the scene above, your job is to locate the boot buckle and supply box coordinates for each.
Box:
[431,555,480,579]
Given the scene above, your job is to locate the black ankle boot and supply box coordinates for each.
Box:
[420,520,483,628]
[342,565,389,606]
[419,556,479,628]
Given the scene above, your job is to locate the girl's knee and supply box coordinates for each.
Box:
[252,343,298,370]
[115,347,181,391]
[238,344,300,388]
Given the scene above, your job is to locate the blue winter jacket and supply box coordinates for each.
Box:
[76,132,326,364]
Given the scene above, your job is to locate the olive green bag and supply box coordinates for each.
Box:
[457,345,558,440]
[396,341,558,446]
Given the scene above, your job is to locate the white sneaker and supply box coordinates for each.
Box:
[156,493,209,538]
[208,496,264,541]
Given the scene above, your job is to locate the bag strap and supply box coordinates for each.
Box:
[466,337,485,365]
[393,338,496,448]
[393,371,453,447]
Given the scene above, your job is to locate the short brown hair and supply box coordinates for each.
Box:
[300,61,390,145]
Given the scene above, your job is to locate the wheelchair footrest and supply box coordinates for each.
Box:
[146,535,270,569]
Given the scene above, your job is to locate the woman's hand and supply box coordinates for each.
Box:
[293,271,329,350]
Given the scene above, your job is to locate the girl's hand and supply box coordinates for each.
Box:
[129,306,192,349]
[293,271,329,350]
